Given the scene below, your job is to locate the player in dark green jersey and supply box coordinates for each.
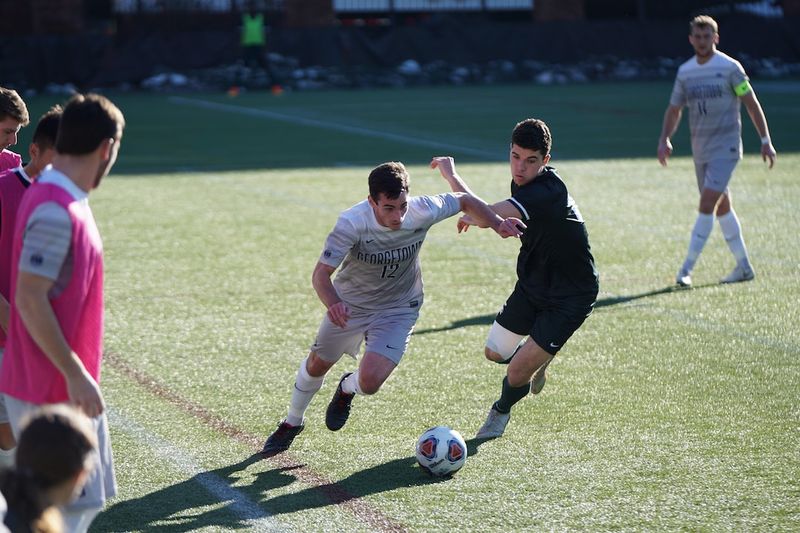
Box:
[432,118,599,438]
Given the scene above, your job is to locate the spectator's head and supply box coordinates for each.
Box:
[16,405,98,507]
[55,93,126,188]
[0,406,97,533]
[27,105,63,178]
[0,87,29,151]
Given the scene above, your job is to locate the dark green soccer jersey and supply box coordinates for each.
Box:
[507,166,599,301]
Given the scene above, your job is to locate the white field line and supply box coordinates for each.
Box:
[168,96,503,160]
[108,409,289,533]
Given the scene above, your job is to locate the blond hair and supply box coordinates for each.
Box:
[690,15,718,34]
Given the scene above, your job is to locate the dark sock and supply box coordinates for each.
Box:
[495,376,531,413]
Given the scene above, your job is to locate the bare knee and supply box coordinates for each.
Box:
[357,373,382,395]
[698,200,716,214]
[484,347,504,362]
[0,425,15,450]
[506,367,531,388]
[306,351,334,378]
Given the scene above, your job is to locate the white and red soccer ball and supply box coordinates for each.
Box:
[415,425,467,477]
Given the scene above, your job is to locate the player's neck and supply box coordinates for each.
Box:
[695,48,716,65]
[51,156,97,193]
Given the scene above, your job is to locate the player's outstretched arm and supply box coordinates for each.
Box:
[431,156,478,196]
[458,194,525,238]
[741,91,776,169]
[658,105,682,166]
[430,155,525,237]
[312,261,350,328]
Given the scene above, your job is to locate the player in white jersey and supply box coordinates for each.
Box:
[657,15,776,287]
[261,161,525,456]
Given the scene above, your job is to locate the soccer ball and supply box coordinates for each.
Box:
[415,425,467,477]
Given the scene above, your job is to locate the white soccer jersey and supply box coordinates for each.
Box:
[320,193,461,311]
[669,50,749,163]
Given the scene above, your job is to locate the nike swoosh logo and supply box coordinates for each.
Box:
[549,342,560,348]
[386,344,399,350]
[366,239,374,243]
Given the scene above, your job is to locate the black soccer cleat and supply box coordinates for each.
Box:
[260,420,304,457]
[325,372,355,431]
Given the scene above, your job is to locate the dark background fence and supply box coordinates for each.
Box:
[1,0,798,90]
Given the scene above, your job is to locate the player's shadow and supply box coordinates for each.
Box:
[413,284,715,335]
[257,453,448,516]
[92,454,299,532]
[94,439,494,529]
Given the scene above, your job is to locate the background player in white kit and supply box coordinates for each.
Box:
[261,161,524,456]
[657,15,776,287]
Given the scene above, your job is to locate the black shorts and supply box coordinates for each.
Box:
[495,283,596,356]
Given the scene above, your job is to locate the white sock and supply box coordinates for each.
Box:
[0,447,14,468]
[341,371,363,395]
[718,210,752,270]
[682,213,714,273]
[286,357,325,426]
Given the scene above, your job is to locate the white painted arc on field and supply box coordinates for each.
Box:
[108,409,289,532]
[169,96,503,160]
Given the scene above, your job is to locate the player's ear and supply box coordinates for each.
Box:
[28,142,38,162]
[98,138,114,161]
[542,153,551,165]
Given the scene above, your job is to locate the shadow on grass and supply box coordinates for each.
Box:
[414,284,717,336]
[93,454,296,532]
[94,451,454,530]
[256,454,447,517]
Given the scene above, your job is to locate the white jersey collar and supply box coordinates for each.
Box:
[38,165,89,202]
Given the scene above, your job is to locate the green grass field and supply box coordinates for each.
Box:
[18,82,800,531]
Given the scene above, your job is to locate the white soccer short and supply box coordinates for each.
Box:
[3,395,117,512]
[695,158,738,194]
[311,305,420,365]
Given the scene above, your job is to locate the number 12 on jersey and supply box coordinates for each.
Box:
[381,264,399,278]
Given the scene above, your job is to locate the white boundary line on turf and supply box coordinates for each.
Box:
[108,409,289,533]
[169,96,503,160]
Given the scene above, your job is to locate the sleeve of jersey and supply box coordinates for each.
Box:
[319,215,358,268]
[731,62,750,97]
[507,186,542,222]
[18,202,72,281]
[669,75,686,107]
[414,194,461,227]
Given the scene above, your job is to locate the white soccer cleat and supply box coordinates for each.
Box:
[475,406,510,439]
[720,264,755,284]
[676,269,692,288]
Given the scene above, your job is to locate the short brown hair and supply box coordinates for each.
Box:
[0,86,30,126]
[511,118,552,157]
[690,15,718,34]
[368,161,409,201]
[31,105,63,150]
[55,93,125,155]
